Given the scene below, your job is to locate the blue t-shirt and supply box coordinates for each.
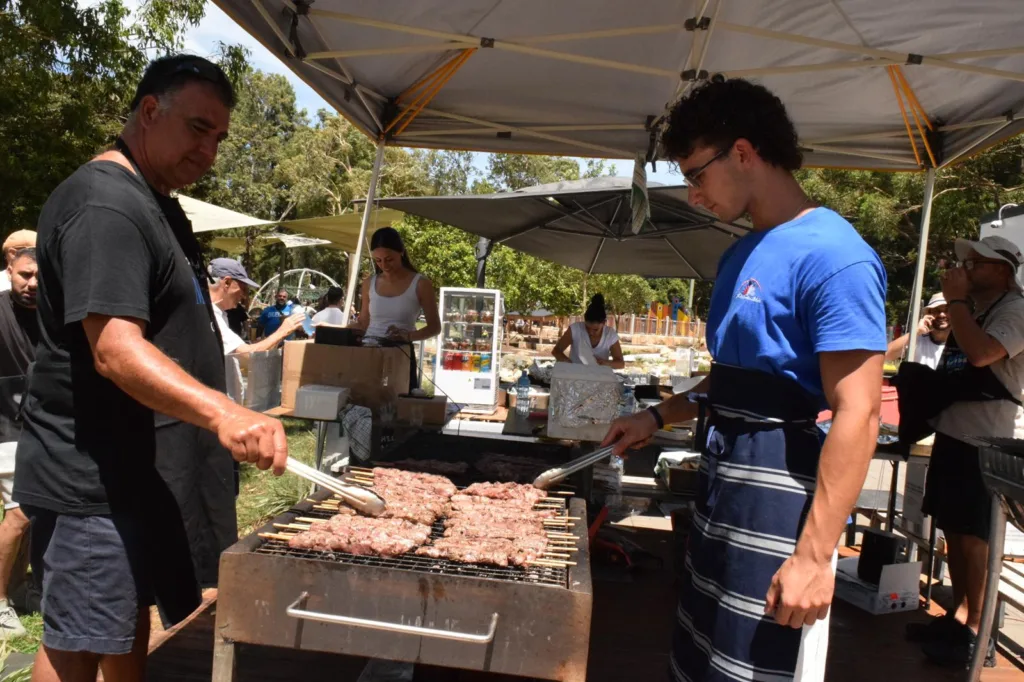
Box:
[706,207,887,408]
[258,302,296,337]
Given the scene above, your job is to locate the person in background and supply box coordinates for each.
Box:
[0,248,40,638]
[225,304,248,338]
[257,288,297,338]
[312,286,345,327]
[602,79,886,682]
[553,294,625,369]
[911,236,1024,667]
[208,259,304,402]
[885,293,949,369]
[353,227,440,390]
[15,55,290,682]
[0,232,35,294]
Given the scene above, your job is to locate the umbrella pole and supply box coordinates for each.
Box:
[342,143,386,326]
[907,167,937,357]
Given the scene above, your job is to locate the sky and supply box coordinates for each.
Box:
[178,3,683,187]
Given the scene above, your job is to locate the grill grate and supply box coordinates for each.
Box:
[255,501,571,589]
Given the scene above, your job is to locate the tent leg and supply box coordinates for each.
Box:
[907,168,937,357]
[342,143,386,326]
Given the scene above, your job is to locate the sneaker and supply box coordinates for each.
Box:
[905,615,960,643]
[0,605,26,639]
[922,622,996,668]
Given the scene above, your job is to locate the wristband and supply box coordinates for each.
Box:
[647,406,665,429]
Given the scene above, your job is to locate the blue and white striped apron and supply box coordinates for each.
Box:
[671,364,832,682]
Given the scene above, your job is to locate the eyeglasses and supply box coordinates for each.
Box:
[958,259,1008,270]
[681,145,731,188]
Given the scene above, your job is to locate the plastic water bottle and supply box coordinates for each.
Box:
[516,371,531,417]
[621,384,637,417]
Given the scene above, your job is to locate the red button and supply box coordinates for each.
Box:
[890,593,898,600]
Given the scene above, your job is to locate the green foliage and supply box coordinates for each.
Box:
[590,274,655,316]
[0,0,205,235]
[798,135,1024,323]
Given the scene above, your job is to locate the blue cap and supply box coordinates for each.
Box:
[208,258,260,289]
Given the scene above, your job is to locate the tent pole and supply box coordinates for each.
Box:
[342,143,385,326]
[688,279,695,311]
[907,168,937,359]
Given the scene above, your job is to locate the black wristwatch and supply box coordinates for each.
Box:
[647,406,665,429]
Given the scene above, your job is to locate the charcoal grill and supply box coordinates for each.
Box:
[212,489,591,682]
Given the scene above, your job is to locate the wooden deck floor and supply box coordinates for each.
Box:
[146,528,1024,681]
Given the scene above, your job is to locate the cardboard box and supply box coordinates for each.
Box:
[396,395,448,425]
[834,556,920,615]
[282,340,410,411]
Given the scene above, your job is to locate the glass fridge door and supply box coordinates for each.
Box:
[439,291,497,374]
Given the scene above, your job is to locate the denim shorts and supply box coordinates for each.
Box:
[26,507,154,655]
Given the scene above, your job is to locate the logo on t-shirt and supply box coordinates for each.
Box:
[736,278,762,303]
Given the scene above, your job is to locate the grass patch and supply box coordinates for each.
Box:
[7,613,41,656]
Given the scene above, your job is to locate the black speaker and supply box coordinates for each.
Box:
[857,528,906,584]
[314,326,361,346]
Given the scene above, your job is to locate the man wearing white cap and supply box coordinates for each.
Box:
[886,292,950,369]
[915,234,1024,667]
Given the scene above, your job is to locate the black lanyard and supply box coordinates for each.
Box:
[112,137,222,348]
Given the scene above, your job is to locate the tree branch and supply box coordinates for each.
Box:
[898,186,964,216]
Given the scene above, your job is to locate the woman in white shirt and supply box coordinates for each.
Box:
[553,294,625,369]
[353,227,441,388]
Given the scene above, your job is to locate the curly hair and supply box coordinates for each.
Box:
[661,79,802,171]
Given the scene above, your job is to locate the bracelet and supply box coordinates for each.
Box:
[647,406,665,429]
[947,299,973,310]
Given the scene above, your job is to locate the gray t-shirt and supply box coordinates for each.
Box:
[933,293,1024,440]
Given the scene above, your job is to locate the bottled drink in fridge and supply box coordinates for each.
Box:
[516,372,531,417]
[480,352,492,373]
[621,384,637,417]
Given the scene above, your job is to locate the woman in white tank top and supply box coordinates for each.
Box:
[353,227,440,386]
[553,293,625,368]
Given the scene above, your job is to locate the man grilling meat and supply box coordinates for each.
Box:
[603,79,886,681]
[14,55,290,682]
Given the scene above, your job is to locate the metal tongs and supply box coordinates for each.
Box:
[532,444,616,490]
[286,457,387,516]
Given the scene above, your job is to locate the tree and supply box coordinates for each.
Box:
[0,0,205,236]
[590,274,655,319]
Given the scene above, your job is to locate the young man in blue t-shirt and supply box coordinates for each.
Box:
[604,79,886,681]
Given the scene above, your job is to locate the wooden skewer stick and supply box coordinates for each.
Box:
[259,532,296,542]
[274,522,311,531]
[527,559,571,568]
[348,466,374,472]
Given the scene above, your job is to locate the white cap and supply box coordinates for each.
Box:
[923,293,946,311]
[954,235,1024,291]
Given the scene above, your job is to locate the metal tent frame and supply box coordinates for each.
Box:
[214,0,1024,365]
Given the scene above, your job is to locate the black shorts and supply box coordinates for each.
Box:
[26,507,154,655]
[922,432,993,541]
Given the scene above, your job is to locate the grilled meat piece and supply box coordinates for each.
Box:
[292,515,431,556]
[372,467,457,498]
[461,481,546,504]
[415,536,548,567]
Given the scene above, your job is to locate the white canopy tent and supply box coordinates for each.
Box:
[213,1,1024,358]
[214,7,1024,672]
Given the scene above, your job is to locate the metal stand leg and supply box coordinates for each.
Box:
[212,636,237,682]
[968,496,1004,681]
[314,420,327,472]
[887,461,900,532]
[925,517,937,609]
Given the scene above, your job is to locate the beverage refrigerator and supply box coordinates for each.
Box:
[433,287,502,412]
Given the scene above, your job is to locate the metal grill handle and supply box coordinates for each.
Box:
[286,592,499,643]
